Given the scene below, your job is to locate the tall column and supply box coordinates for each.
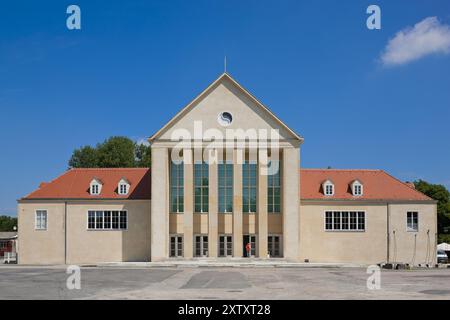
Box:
[208,161,218,257]
[233,149,243,257]
[283,147,300,261]
[258,149,268,258]
[183,149,194,258]
[151,146,169,261]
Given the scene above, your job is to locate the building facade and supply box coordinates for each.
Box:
[18,73,437,265]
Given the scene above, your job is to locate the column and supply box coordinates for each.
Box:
[233,149,243,257]
[183,149,194,258]
[282,147,300,261]
[208,161,218,257]
[258,149,268,258]
[151,147,169,261]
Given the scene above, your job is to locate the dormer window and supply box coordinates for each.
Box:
[323,180,334,196]
[118,178,130,195]
[351,180,363,196]
[90,178,102,195]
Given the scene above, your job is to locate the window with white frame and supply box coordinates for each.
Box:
[352,180,363,196]
[119,184,127,195]
[35,210,47,230]
[170,235,183,257]
[194,235,209,257]
[87,210,127,230]
[90,179,102,195]
[117,178,130,195]
[325,211,365,231]
[219,235,233,257]
[407,211,418,232]
[323,181,334,196]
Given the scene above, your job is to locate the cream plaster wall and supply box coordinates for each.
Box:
[299,202,437,265]
[18,201,65,264]
[388,203,437,265]
[18,200,151,264]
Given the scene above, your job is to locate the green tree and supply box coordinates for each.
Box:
[135,143,151,167]
[0,216,17,232]
[414,179,450,236]
[68,136,151,168]
[97,136,136,168]
[69,146,99,168]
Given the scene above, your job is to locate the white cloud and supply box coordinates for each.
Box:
[381,17,450,66]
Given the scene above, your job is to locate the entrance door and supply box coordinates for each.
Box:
[170,235,183,257]
[219,235,233,257]
[194,235,208,257]
[268,235,282,257]
[243,235,256,257]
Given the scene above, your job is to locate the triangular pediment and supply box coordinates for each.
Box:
[149,73,303,144]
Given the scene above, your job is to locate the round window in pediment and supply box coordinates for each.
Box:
[217,111,233,127]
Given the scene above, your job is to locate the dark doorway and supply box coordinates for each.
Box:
[242,235,256,257]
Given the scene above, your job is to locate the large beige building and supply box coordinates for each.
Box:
[18,73,437,265]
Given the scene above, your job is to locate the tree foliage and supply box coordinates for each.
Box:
[0,215,17,232]
[414,179,450,236]
[69,136,151,168]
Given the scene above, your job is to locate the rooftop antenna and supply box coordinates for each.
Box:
[224,55,227,73]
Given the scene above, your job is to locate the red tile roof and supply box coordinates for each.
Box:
[21,167,432,202]
[300,169,432,201]
[22,168,151,200]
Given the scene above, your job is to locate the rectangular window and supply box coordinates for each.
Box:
[407,211,418,232]
[170,235,183,257]
[104,211,111,229]
[35,210,47,230]
[325,211,365,231]
[194,235,208,257]
[170,161,184,213]
[87,210,127,230]
[342,211,349,229]
[119,184,128,195]
[325,211,333,230]
[242,161,257,213]
[91,184,99,195]
[112,211,119,229]
[194,162,209,213]
[268,160,281,213]
[218,162,233,213]
[219,235,233,257]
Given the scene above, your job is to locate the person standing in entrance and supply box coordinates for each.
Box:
[245,242,251,258]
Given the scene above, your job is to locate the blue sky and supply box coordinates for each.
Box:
[1,0,450,216]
